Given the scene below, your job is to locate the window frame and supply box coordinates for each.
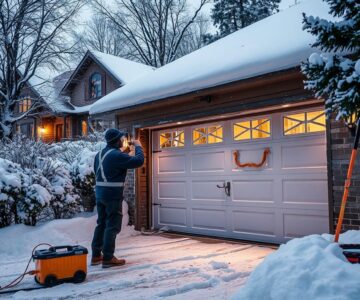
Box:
[282,109,326,137]
[232,116,272,142]
[158,129,186,149]
[88,72,103,100]
[191,123,224,146]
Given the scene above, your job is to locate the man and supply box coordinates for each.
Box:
[91,129,144,268]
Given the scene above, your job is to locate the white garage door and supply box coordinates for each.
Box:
[152,108,329,243]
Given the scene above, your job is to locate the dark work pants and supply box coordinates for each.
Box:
[91,197,123,261]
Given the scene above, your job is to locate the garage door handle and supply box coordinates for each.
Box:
[216,182,231,197]
[153,203,162,206]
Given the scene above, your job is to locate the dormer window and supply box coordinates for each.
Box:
[89,73,102,99]
[18,98,32,113]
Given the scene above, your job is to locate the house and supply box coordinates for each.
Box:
[89,0,359,243]
[15,50,155,142]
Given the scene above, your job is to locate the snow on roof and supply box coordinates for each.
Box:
[90,0,333,115]
[90,50,155,85]
[28,69,75,113]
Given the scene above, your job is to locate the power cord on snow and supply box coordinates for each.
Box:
[0,243,52,292]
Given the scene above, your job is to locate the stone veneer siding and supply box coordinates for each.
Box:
[330,118,360,231]
[123,169,136,225]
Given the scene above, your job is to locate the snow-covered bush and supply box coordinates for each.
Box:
[41,159,81,219]
[0,158,23,227]
[19,183,52,226]
[71,148,98,210]
[0,135,56,169]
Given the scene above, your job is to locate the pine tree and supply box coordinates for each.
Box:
[203,0,280,44]
[302,0,360,122]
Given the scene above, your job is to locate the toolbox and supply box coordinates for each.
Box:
[33,245,88,287]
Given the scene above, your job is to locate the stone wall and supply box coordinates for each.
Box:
[330,118,360,231]
[123,169,136,225]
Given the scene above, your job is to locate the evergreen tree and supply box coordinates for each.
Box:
[302,0,360,122]
[204,0,280,44]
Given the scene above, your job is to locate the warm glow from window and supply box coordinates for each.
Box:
[284,110,326,135]
[234,118,271,141]
[193,125,223,145]
[82,121,88,136]
[19,98,32,113]
[160,130,184,148]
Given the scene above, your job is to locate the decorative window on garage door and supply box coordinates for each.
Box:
[283,110,326,135]
[233,118,271,141]
[159,130,185,148]
[193,125,223,145]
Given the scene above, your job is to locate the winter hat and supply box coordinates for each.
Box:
[105,129,125,144]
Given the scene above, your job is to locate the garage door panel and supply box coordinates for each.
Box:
[232,209,276,237]
[191,208,227,231]
[232,180,274,203]
[281,142,326,169]
[283,179,328,206]
[191,151,225,172]
[158,181,187,200]
[283,211,329,239]
[158,206,187,227]
[192,180,226,201]
[153,109,329,244]
[157,154,186,174]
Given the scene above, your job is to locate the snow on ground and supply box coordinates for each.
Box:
[0,213,275,299]
[232,231,360,300]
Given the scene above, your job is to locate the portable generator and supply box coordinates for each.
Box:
[32,245,88,287]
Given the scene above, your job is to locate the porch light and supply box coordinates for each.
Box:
[39,126,46,134]
[345,113,359,136]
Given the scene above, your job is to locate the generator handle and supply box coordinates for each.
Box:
[49,245,74,252]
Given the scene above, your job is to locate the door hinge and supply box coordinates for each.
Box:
[153,203,162,206]
[152,150,162,153]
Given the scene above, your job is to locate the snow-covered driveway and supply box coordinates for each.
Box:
[0,216,275,299]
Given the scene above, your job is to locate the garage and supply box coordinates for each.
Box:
[152,107,329,243]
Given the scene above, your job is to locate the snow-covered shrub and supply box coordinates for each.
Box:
[71,148,98,210]
[0,135,56,169]
[0,158,24,227]
[19,183,52,226]
[41,159,81,219]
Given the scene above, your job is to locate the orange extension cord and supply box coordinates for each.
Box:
[233,148,271,168]
[0,243,52,292]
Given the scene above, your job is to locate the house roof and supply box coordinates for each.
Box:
[90,0,334,116]
[61,50,154,95]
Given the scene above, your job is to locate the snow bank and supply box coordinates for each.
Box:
[232,232,360,300]
[0,202,137,261]
[90,0,334,115]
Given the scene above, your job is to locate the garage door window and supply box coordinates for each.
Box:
[233,118,271,141]
[160,130,185,148]
[284,110,326,135]
[193,125,223,145]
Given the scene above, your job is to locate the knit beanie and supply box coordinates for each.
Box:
[105,129,125,145]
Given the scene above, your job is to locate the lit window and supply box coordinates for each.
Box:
[19,98,32,113]
[81,120,88,136]
[160,130,184,148]
[234,118,271,141]
[89,73,102,99]
[193,125,223,145]
[284,110,326,135]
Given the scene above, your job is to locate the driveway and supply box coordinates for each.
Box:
[1,233,275,299]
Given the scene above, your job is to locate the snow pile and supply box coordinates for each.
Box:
[0,202,136,261]
[90,0,334,115]
[232,232,360,300]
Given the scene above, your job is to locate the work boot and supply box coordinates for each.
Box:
[102,256,126,268]
[91,255,103,266]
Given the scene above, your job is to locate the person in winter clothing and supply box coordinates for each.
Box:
[91,128,144,268]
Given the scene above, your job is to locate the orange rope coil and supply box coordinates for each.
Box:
[233,148,271,168]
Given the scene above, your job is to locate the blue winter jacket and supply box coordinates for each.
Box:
[94,145,144,200]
